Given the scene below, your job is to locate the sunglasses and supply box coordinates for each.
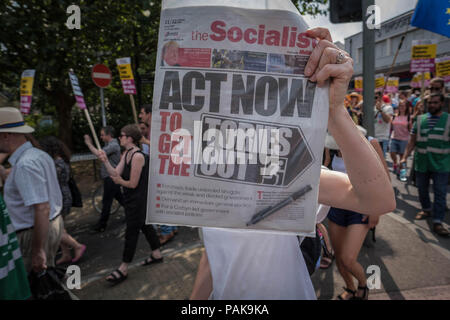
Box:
[430,87,442,92]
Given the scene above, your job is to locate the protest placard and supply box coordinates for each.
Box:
[385,77,399,93]
[354,76,363,92]
[375,74,385,92]
[411,72,431,88]
[410,40,437,73]
[69,69,101,150]
[146,1,329,235]
[116,57,138,124]
[19,70,35,114]
[435,56,450,86]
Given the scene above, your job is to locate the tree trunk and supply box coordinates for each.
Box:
[56,92,74,150]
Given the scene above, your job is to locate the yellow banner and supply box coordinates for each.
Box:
[387,78,399,87]
[117,64,134,80]
[413,72,431,82]
[375,75,385,88]
[20,76,34,96]
[355,78,363,89]
[411,44,437,60]
[436,59,450,77]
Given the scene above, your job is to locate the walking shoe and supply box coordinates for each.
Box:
[433,224,450,237]
[414,211,431,220]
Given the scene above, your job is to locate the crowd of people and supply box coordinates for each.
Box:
[0,27,448,301]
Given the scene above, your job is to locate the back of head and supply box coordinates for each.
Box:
[102,126,116,138]
[39,136,72,163]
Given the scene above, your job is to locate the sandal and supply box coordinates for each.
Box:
[415,211,431,220]
[106,269,127,285]
[433,223,450,237]
[353,285,369,300]
[141,254,163,266]
[337,287,356,300]
[72,244,87,263]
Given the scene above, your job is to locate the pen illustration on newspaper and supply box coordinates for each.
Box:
[147,4,329,235]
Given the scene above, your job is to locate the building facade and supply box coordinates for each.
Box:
[345,10,450,89]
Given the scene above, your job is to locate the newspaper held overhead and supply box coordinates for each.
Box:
[147,0,329,235]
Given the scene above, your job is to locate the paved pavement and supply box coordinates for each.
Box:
[65,157,450,300]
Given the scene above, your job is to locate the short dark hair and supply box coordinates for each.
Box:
[101,126,115,138]
[121,124,142,145]
[140,104,152,114]
[39,136,72,163]
[430,93,445,102]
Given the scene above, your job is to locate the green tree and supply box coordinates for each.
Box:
[0,0,327,150]
[0,0,160,149]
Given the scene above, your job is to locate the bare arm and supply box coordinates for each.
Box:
[110,152,144,189]
[370,138,390,182]
[140,136,150,146]
[32,202,50,272]
[381,110,392,123]
[319,109,395,215]
[305,27,395,216]
[401,134,416,163]
[84,135,101,157]
[190,250,213,300]
[98,150,125,178]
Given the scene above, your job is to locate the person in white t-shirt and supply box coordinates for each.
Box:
[374,93,394,157]
[189,28,396,300]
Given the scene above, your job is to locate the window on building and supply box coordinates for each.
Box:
[375,40,386,58]
[386,38,391,56]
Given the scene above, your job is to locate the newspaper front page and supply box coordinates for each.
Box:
[147,0,329,235]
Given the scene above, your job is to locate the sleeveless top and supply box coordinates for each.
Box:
[121,148,149,204]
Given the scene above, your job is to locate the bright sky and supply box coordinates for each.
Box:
[302,0,419,44]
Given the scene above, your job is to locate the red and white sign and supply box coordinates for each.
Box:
[91,64,112,88]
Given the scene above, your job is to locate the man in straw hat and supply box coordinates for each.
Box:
[0,107,63,273]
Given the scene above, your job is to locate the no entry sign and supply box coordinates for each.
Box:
[92,64,112,88]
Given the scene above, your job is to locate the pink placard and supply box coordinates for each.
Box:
[385,86,398,93]
[75,95,87,110]
[121,79,137,95]
[20,95,32,114]
[410,59,435,73]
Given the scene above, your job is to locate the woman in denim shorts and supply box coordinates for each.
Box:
[389,100,411,175]
[324,129,388,300]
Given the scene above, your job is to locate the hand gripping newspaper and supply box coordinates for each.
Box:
[147,0,329,236]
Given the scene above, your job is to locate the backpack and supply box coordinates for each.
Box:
[299,226,323,276]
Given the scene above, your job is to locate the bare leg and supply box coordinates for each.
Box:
[61,229,85,259]
[317,223,333,254]
[56,229,85,264]
[151,249,162,259]
[339,224,370,298]
[328,221,355,300]
[390,152,398,168]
